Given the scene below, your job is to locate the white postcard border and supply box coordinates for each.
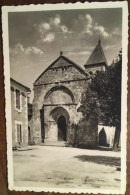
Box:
[2,1,128,194]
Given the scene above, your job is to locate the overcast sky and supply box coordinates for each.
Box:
[8,8,122,98]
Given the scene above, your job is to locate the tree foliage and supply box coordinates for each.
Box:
[80,50,122,148]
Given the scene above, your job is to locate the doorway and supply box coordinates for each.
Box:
[57,115,67,141]
[28,126,31,144]
[99,128,107,146]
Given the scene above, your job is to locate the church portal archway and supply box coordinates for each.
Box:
[57,115,67,141]
[50,107,69,142]
[44,86,75,104]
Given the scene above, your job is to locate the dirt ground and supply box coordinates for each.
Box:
[13,145,121,190]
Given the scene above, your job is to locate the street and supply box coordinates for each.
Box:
[13,145,121,190]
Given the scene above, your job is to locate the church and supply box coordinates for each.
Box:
[31,40,108,148]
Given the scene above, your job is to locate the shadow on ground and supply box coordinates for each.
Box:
[74,155,121,167]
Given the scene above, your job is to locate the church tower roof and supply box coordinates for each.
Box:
[84,39,108,68]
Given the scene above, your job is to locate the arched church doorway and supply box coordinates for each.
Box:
[50,107,70,142]
[57,115,67,141]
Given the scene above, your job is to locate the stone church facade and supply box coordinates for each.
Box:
[32,40,108,148]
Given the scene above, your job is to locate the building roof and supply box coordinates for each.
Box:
[61,55,88,76]
[34,54,88,84]
[84,39,108,67]
[10,78,31,92]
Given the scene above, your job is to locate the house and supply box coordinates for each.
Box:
[10,78,31,147]
[98,125,116,148]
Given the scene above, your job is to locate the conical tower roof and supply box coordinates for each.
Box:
[85,39,108,67]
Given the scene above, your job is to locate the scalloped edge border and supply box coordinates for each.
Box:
[2,1,128,194]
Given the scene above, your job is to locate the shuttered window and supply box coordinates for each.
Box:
[16,89,20,110]
[17,124,22,142]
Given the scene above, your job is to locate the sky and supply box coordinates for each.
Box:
[8,8,122,101]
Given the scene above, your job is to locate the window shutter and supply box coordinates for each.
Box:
[17,124,20,142]
[16,89,20,110]
[17,124,22,143]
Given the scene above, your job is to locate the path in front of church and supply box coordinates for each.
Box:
[13,146,121,190]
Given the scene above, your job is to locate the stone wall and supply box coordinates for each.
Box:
[84,64,106,74]
[78,114,98,148]
[32,79,88,144]
[28,103,34,144]
[32,56,98,148]
[35,57,87,85]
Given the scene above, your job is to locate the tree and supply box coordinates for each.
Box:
[79,50,122,150]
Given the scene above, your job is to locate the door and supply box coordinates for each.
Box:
[57,115,67,141]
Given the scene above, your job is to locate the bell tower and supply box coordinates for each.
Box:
[84,39,108,74]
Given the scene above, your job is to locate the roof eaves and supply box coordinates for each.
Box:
[34,55,88,84]
[85,41,108,66]
[62,56,88,77]
[34,56,61,84]
[10,78,31,92]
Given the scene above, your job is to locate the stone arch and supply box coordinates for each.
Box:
[50,106,70,122]
[44,86,75,103]
[50,107,70,142]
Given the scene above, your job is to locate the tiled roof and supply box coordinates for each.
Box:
[85,39,108,66]
[10,78,31,92]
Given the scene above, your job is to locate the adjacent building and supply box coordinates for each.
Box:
[98,125,116,148]
[10,78,31,147]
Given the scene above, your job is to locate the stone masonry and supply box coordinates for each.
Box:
[32,40,107,148]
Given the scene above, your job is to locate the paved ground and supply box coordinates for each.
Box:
[13,145,121,190]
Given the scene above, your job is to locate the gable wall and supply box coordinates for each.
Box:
[35,59,86,85]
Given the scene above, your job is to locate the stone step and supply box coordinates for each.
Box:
[41,141,67,147]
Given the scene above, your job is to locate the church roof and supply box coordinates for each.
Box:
[84,40,108,67]
[34,54,88,84]
[60,55,87,76]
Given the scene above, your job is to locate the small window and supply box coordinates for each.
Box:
[16,89,20,110]
[17,124,22,143]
